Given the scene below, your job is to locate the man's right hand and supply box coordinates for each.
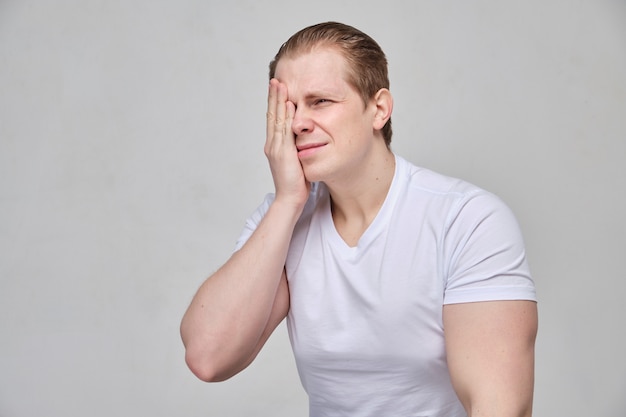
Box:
[265,78,310,210]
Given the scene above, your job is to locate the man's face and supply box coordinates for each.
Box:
[273,47,380,184]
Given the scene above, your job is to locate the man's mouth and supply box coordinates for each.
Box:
[296,142,327,158]
[297,143,326,152]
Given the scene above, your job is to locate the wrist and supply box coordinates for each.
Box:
[270,193,308,220]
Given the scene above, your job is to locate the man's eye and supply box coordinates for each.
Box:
[315,99,329,105]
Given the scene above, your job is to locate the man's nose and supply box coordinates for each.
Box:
[291,106,313,135]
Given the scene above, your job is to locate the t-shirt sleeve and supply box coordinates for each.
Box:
[442,190,537,305]
[233,193,275,252]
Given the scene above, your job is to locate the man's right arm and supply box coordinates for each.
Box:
[180,79,306,382]
[180,199,300,382]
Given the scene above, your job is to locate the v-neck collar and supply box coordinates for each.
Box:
[321,154,401,256]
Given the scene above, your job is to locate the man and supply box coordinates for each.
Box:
[181,22,538,417]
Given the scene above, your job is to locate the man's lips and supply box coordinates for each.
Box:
[296,142,327,158]
[296,143,326,152]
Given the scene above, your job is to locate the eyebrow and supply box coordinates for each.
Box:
[302,90,346,101]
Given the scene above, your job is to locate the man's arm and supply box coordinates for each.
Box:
[180,202,295,382]
[443,300,538,417]
[180,79,307,382]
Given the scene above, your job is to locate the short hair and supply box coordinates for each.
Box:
[269,22,392,147]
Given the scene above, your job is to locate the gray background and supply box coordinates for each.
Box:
[1,1,625,416]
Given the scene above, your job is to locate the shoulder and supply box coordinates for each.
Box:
[393,155,526,260]
[396,154,484,197]
[394,154,508,219]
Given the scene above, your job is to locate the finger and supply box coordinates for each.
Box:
[266,79,278,141]
[274,82,288,138]
[285,100,295,141]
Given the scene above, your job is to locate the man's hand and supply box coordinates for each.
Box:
[265,79,310,209]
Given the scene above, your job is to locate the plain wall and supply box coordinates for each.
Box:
[1,1,625,416]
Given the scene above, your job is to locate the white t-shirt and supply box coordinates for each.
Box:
[236,154,536,417]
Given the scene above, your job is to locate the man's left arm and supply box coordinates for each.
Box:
[443,300,538,417]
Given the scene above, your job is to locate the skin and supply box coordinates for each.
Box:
[180,45,538,417]
[444,301,537,417]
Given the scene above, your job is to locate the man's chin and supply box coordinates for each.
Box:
[302,168,323,184]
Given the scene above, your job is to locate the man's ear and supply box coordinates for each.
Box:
[372,88,393,131]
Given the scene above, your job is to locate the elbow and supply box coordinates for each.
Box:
[180,316,258,382]
[185,352,216,382]
[184,348,227,382]
[184,352,221,382]
[184,344,242,383]
[180,323,231,382]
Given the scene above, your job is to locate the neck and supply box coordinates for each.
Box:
[326,147,395,242]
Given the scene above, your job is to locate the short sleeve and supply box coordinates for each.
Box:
[233,193,275,252]
[442,190,536,305]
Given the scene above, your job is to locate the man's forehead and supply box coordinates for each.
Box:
[274,48,350,93]
[275,46,348,74]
